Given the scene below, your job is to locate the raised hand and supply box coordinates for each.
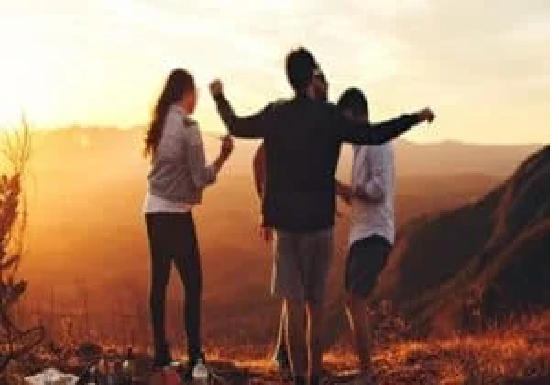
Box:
[418,107,435,124]
[209,79,223,97]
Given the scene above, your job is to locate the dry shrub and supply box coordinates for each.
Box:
[0,118,43,372]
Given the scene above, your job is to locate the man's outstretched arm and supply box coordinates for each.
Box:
[338,108,435,145]
[210,79,269,139]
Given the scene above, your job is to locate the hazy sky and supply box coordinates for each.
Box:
[0,0,550,144]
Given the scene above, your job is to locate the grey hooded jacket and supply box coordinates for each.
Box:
[148,105,216,204]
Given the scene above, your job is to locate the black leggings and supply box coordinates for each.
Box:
[146,212,202,360]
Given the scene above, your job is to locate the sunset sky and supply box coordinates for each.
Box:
[0,0,549,144]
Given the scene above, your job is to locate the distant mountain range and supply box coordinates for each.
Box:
[376,146,549,333]
[392,140,541,176]
[30,128,541,178]
[17,128,547,343]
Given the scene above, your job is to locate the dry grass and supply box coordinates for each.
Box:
[2,312,549,384]
[211,312,550,384]
[368,317,549,384]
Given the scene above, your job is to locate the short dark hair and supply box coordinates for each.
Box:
[286,47,319,93]
[337,87,369,117]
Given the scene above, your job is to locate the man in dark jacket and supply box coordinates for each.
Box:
[210,47,434,385]
[253,71,329,377]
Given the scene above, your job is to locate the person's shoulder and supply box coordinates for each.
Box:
[268,98,290,110]
[321,100,341,116]
[179,116,202,144]
[383,142,394,153]
[168,104,186,118]
[364,142,389,156]
[165,106,190,128]
[323,101,343,126]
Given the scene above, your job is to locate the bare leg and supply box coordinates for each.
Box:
[345,294,372,375]
[274,301,288,359]
[285,298,306,379]
[307,302,324,381]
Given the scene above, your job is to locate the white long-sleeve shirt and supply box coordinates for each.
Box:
[348,143,395,246]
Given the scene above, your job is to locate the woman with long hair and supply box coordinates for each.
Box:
[143,68,233,376]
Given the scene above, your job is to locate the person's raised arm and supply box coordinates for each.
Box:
[338,107,435,145]
[210,79,270,139]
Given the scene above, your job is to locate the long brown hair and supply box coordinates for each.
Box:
[144,68,194,158]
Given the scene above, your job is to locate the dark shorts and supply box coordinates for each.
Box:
[345,234,392,298]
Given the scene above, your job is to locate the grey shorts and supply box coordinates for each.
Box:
[271,228,333,304]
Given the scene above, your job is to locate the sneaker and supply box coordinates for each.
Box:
[183,353,207,382]
[191,358,209,381]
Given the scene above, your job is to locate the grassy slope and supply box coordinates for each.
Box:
[7,312,549,384]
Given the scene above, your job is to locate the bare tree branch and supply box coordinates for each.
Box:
[0,117,42,370]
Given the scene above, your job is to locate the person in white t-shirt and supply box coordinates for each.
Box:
[336,88,395,385]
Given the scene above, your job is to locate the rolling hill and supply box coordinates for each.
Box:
[375,146,550,333]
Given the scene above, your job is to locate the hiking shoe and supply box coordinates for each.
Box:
[191,358,209,380]
[182,353,207,382]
